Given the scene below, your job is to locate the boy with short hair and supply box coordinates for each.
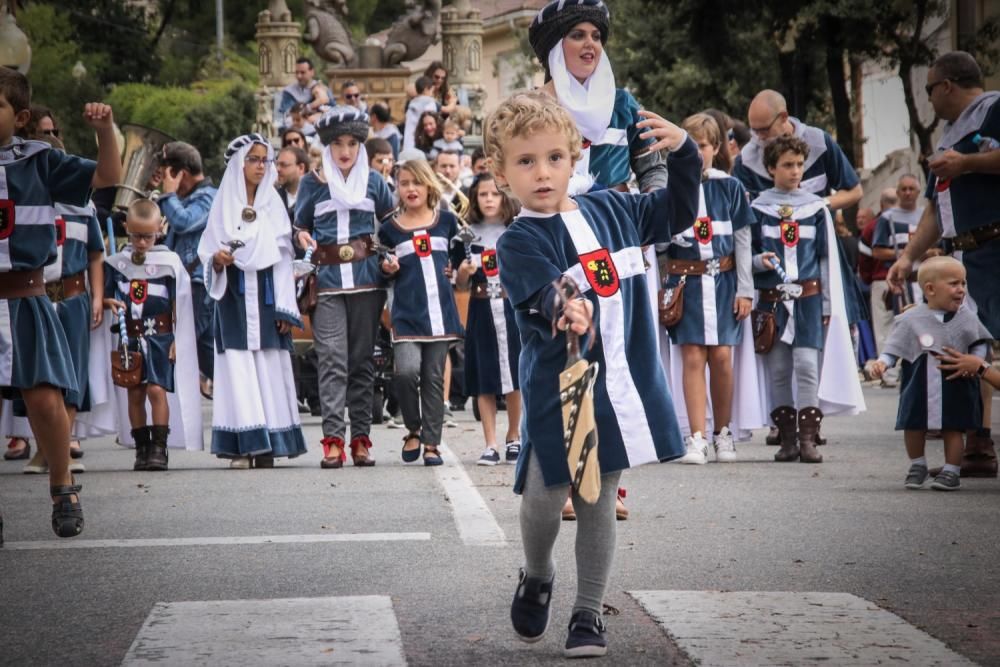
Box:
[0,65,121,537]
[403,76,439,153]
[103,198,201,470]
[868,256,991,491]
[750,135,863,464]
[485,91,700,656]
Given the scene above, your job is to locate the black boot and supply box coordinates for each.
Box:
[147,425,170,471]
[771,406,799,462]
[797,407,824,463]
[131,427,151,471]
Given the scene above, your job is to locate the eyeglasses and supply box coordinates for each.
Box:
[345,93,360,100]
[925,79,951,96]
[127,232,157,242]
[244,156,273,166]
[750,113,783,136]
[42,128,61,137]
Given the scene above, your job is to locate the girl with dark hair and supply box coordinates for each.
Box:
[452,174,522,466]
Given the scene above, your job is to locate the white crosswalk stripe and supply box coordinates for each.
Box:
[122,596,406,666]
[630,590,976,666]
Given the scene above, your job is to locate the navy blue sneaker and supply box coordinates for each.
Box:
[564,609,607,658]
[511,568,554,642]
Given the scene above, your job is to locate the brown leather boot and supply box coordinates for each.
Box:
[146,425,170,471]
[961,431,998,478]
[797,407,823,463]
[131,427,151,471]
[771,406,799,462]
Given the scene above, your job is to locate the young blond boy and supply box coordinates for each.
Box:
[868,256,991,491]
[485,91,700,656]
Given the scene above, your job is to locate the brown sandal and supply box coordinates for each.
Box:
[320,436,345,469]
[349,435,376,467]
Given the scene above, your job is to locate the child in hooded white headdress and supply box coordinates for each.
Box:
[198,133,307,469]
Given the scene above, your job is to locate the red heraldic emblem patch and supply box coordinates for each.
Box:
[412,232,432,258]
[780,220,799,248]
[129,279,148,304]
[579,248,620,297]
[55,216,66,247]
[694,216,713,244]
[0,200,14,240]
[481,249,499,277]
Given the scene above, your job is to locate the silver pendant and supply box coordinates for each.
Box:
[132,251,146,265]
[241,207,257,223]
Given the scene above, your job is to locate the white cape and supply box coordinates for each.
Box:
[102,246,204,450]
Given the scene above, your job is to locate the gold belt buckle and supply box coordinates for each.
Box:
[339,245,355,262]
[45,280,64,302]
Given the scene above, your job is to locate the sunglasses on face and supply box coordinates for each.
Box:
[42,128,61,137]
[345,93,360,100]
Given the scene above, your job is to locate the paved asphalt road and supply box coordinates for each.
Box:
[1,385,998,666]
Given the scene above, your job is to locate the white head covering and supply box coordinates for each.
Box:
[322,142,375,213]
[199,134,284,272]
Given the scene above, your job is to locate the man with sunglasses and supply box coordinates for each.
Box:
[158,141,218,398]
[888,51,1000,479]
[340,80,367,112]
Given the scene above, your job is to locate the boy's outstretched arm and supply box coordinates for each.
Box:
[631,110,700,244]
[83,103,122,189]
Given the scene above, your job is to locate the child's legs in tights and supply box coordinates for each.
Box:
[21,385,71,488]
[127,386,149,428]
[765,342,794,407]
[764,342,820,409]
[520,450,621,617]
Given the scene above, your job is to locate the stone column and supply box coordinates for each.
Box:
[255,0,301,140]
[440,0,485,145]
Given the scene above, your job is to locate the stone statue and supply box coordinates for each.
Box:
[258,0,293,23]
[254,87,276,141]
[383,0,442,67]
[304,0,356,67]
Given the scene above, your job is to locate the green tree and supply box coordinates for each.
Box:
[19,4,107,155]
[59,0,161,84]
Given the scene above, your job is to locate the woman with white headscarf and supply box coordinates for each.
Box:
[198,133,307,469]
[529,0,667,196]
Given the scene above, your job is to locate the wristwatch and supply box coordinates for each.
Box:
[977,360,991,377]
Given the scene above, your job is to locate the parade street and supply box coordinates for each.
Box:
[2,384,999,666]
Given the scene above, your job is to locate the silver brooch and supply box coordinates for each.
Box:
[241,207,257,223]
[706,258,721,277]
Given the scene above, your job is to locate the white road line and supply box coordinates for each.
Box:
[121,596,406,666]
[434,443,507,547]
[3,532,431,551]
[630,590,977,666]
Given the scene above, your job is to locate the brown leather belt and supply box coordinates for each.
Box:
[0,269,45,299]
[45,271,87,303]
[471,283,507,299]
[666,254,735,277]
[759,279,821,302]
[126,312,173,337]
[314,235,375,265]
[951,221,1000,252]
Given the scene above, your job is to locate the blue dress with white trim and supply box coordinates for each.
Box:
[105,257,177,392]
[588,88,657,189]
[662,173,754,346]
[377,209,464,342]
[498,137,701,491]
[0,138,94,400]
[450,223,521,396]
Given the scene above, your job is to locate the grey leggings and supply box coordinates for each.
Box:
[519,449,621,616]
[765,341,820,409]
